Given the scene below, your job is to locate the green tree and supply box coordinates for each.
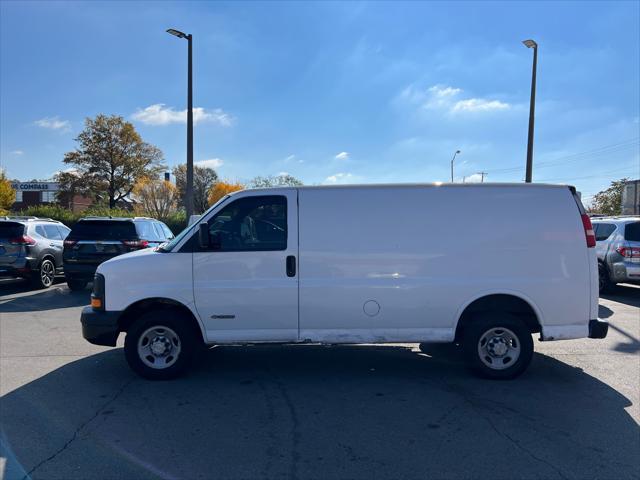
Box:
[0,169,16,213]
[58,114,165,208]
[172,164,219,214]
[590,178,629,215]
[249,174,303,188]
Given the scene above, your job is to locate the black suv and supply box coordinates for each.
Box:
[63,217,174,290]
[0,216,71,289]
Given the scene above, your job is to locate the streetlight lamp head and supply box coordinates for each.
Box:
[522,39,537,49]
[456,150,461,154]
[167,28,188,39]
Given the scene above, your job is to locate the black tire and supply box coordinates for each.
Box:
[32,258,55,289]
[124,309,197,380]
[598,262,615,294]
[462,313,534,380]
[66,278,87,291]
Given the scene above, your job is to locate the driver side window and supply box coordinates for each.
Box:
[206,195,287,252]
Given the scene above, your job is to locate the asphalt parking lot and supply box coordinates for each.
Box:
[0,279,638,480]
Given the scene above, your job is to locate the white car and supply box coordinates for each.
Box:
[81,183,607,380]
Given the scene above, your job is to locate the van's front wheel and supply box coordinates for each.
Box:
[124,310,196,380]
[462,314,533,379]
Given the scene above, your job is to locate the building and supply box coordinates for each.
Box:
[621,179,640,215]
[10,180,92,213]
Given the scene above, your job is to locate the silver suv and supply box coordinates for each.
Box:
[592,216,640,292]
[0,216,71,289]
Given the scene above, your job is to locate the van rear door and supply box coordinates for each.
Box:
[192,190,299,342]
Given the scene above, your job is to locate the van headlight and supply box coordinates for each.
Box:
[91,273,105,311]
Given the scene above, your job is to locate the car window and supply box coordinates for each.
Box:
[35,225,47,238]
[152,222,166,240]
[160,223,174,239]
[0,222,24,239]
[57,225,71,239]
[205,195,287,252]
[625,222,640,242]
[136,221,161,241]
[44,224,63,240]
[69,220,137,240]
[595,223,616,241]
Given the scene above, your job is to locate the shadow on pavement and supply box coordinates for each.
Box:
[0,282,89,313]
[601,284,640,308]
[1,345,638,480]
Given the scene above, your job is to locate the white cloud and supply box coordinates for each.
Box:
[398,84,510,114]
[284,154,303,164]
[452,99,510,112]
[462,173,483,183]
[324,172,353,184]
[195,158,224,169]
[34,117,71,131]
[335,151,350,160]
[132,104,234,127]
[277,171,290,176]
[10,150,24,155]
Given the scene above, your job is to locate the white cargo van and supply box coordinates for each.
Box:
[81,184,607,380]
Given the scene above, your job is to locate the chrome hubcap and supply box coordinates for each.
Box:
[478,327,521,370]
[138,326,181,369]
[41,261,54,286]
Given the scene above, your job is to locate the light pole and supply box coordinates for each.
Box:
[167,28,194,218]
[523,39,538,183]
[450,150,461,182]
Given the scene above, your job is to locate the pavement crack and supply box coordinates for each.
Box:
[23,376,135,479]
[272,376,301,480]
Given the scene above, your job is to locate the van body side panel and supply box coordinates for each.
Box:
[99,250,202,332]
[298,186,591,343]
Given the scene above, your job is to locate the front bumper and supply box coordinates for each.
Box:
[81,306,121,346]
[588,319,608,339]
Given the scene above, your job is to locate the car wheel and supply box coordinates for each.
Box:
[598,263,614,294]
[66,278,87,291]
[32,259,55,289]
[462,313,533,380]
[124,310,197,380]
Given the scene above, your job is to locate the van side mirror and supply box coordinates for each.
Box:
[198,223,210,249]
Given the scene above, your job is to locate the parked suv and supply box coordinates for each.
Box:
[63,217,174,291]
[592,216,640,292]
[0,216,71,288]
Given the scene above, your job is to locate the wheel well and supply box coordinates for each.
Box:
[454,294,540,342]
[40,254,55,268]
[118,298,204,342]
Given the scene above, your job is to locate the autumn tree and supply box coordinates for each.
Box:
[58,114,165,208]
[590,178,629,215]
[133,177,178,218]
[248,174,303,188]
[0,170,16,213]
[173,164,218,214]
[207,181,244,206]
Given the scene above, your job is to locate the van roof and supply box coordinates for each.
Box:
[238,182,573,193]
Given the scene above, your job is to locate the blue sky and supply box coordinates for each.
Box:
[1,1,638,205]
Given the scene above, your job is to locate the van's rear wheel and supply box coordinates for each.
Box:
[462,314,533,379]
[124,310,196,380]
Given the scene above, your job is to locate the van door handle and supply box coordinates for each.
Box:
[286,255,296,277]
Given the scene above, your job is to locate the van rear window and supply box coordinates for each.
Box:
[69,221,137,240]
[0,222,24,238]
[624,222,640,242]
